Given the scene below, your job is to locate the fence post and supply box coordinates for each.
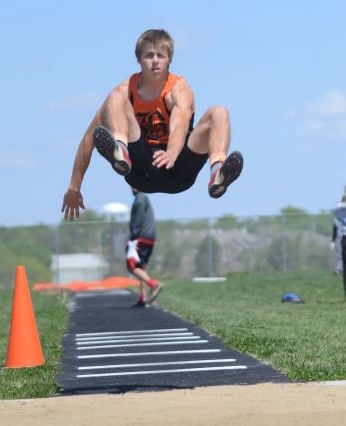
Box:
[53,224,60,284]
[207,218,214,277]
[280,213,288,271]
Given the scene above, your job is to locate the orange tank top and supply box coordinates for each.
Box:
[128,72,182,146]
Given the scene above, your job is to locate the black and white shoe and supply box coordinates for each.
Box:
[93,125,132,176]
[208,151,243,198]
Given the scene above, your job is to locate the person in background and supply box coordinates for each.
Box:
[331,217,343,275]
[331,194,346,300]
[61,28,243,222]
[126,187,163,306]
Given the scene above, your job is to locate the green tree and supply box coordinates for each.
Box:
[0,225,53,287]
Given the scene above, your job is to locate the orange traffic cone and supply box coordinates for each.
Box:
[5,265,45,368]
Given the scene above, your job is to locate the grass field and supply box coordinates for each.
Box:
[0,290,68,399]
[159,270,346,382]
[0,269,345,399]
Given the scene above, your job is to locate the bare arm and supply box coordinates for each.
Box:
[61,79,131,221]
[61,112,101,220]
[152,78,194,169]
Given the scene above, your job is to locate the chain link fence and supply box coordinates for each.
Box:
[0,213,336,286]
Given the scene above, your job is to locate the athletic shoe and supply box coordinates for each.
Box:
[148,282,164,304]
[133,299,148,308]
[208,151,243,198]
[93,125,132,176]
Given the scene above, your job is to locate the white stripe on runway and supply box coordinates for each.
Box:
[76,332,194,341]
[78,349,221,359]
[76,328,188,337]
[76,336,201,345]
[77,365,247,378]
[77,339,208,350]
[78,358,237,370]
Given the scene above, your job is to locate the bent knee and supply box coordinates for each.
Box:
[127,258,138,272]
[197,105,229,129]
[208,105,229,121]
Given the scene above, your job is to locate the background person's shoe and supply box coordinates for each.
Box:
[208,151,243,198]
[148,282,164,304]
[93,126,132,176]
[133,299,148,308]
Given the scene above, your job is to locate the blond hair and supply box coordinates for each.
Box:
[135,29,174,62]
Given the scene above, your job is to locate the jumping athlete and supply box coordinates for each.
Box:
[61,28,243,221]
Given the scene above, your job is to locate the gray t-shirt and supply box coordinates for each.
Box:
[332,202,346,237]
[129,192,156,240]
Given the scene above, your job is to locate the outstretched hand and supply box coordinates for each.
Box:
[61,188,85,221]
[152,149,176,170]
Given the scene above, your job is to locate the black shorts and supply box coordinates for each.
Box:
[126,238,155,270]
[137,240,154,266]
[125,134,208,193]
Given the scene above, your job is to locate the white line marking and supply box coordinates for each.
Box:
[78,349,221,359]
[78,358,237,370]
[76,328,188,337]
[76,332,194,341]
[76,336,201,345]
[77,365,247,378]
[77,339,208,350]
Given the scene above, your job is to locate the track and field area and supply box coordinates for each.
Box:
[58,290,290,394]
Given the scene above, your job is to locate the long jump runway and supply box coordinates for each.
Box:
[58,290,291,395]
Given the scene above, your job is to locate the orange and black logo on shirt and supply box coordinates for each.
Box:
[136,110,169,144]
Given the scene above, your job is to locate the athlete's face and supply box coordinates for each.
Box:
[138,42,170,77]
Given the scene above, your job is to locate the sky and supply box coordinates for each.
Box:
[1,0,346,227]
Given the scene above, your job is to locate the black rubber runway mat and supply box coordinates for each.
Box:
[58,290,291,395]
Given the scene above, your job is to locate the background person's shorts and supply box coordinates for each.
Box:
[126,238,155,270]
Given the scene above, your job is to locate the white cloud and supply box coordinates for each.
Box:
[302,118,326,134]
[304,90,346,118]
[288,89,346,142]
[0,151,37,169]
[334,118,346,136]
[45,91,102,112]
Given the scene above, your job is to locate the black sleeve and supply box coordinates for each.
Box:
[332,223,337,241]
